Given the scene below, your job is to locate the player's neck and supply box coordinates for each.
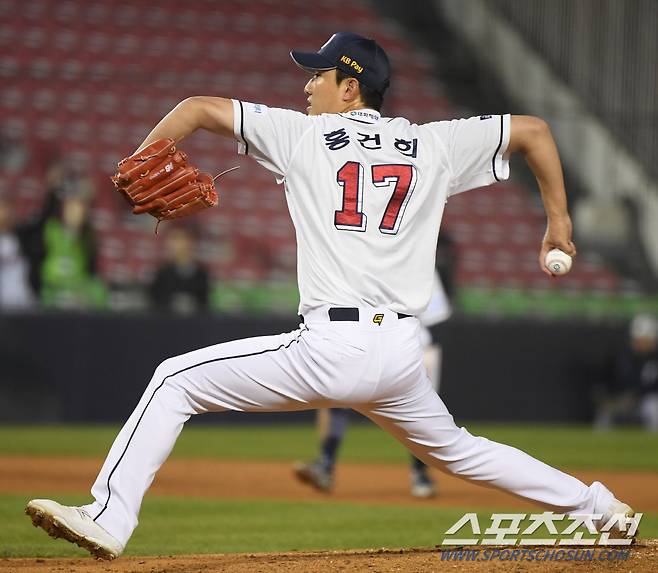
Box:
[340,101,370,114]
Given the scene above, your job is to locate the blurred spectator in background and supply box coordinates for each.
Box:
[18,157,106,310]
[43,154,97,205]
[0,196,36,310]
[149,226,210,314]
[618,315,658,432]
[19,158,88,295]
[594,314,658,432]
[40,193,106,309]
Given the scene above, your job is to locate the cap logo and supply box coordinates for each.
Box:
[340,55,363,74]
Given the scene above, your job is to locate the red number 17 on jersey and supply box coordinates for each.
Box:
[335,161,417,235]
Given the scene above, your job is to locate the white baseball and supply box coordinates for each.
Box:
[545,248,572,275]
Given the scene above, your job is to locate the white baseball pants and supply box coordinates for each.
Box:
[83,307,615,546]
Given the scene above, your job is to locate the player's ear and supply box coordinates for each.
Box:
[342,77,361,104]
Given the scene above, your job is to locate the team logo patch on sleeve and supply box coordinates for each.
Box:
[373,313,384,325]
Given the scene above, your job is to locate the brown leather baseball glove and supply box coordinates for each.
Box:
[111,138,219,221]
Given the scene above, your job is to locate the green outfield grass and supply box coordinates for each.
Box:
[0,423,657,471]
[4,495,657,558]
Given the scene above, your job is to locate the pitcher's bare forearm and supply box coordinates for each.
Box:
[508,115,569,222]
[134,97,235,154]
[509,115,575,275]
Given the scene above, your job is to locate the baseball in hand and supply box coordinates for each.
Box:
[545,248,572,275]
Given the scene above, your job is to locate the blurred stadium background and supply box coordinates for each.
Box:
[1,0,658,566]
[0,0,657,426]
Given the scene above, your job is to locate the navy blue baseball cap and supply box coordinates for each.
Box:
[290,32,391,95]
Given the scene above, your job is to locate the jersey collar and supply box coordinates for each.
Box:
[340,109,381,123]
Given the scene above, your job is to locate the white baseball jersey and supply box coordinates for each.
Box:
[232,101,509,316]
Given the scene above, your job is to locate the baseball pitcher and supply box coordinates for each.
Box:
[26,32,633,560]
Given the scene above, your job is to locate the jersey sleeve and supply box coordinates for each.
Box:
[232,100,313,179]
[427,114,511,196]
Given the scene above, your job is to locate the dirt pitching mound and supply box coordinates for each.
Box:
[2,543,658,573]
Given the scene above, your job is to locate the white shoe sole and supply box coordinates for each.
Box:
[25,501,120,561]
[411,485,437,499]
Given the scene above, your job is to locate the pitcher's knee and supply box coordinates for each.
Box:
[144,358,192,403]
[151,356,183,383]
[154,364,199,414]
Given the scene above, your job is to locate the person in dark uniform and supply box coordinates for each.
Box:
[149,227,209,314]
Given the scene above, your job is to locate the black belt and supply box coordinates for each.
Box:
[299,307,412,322]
